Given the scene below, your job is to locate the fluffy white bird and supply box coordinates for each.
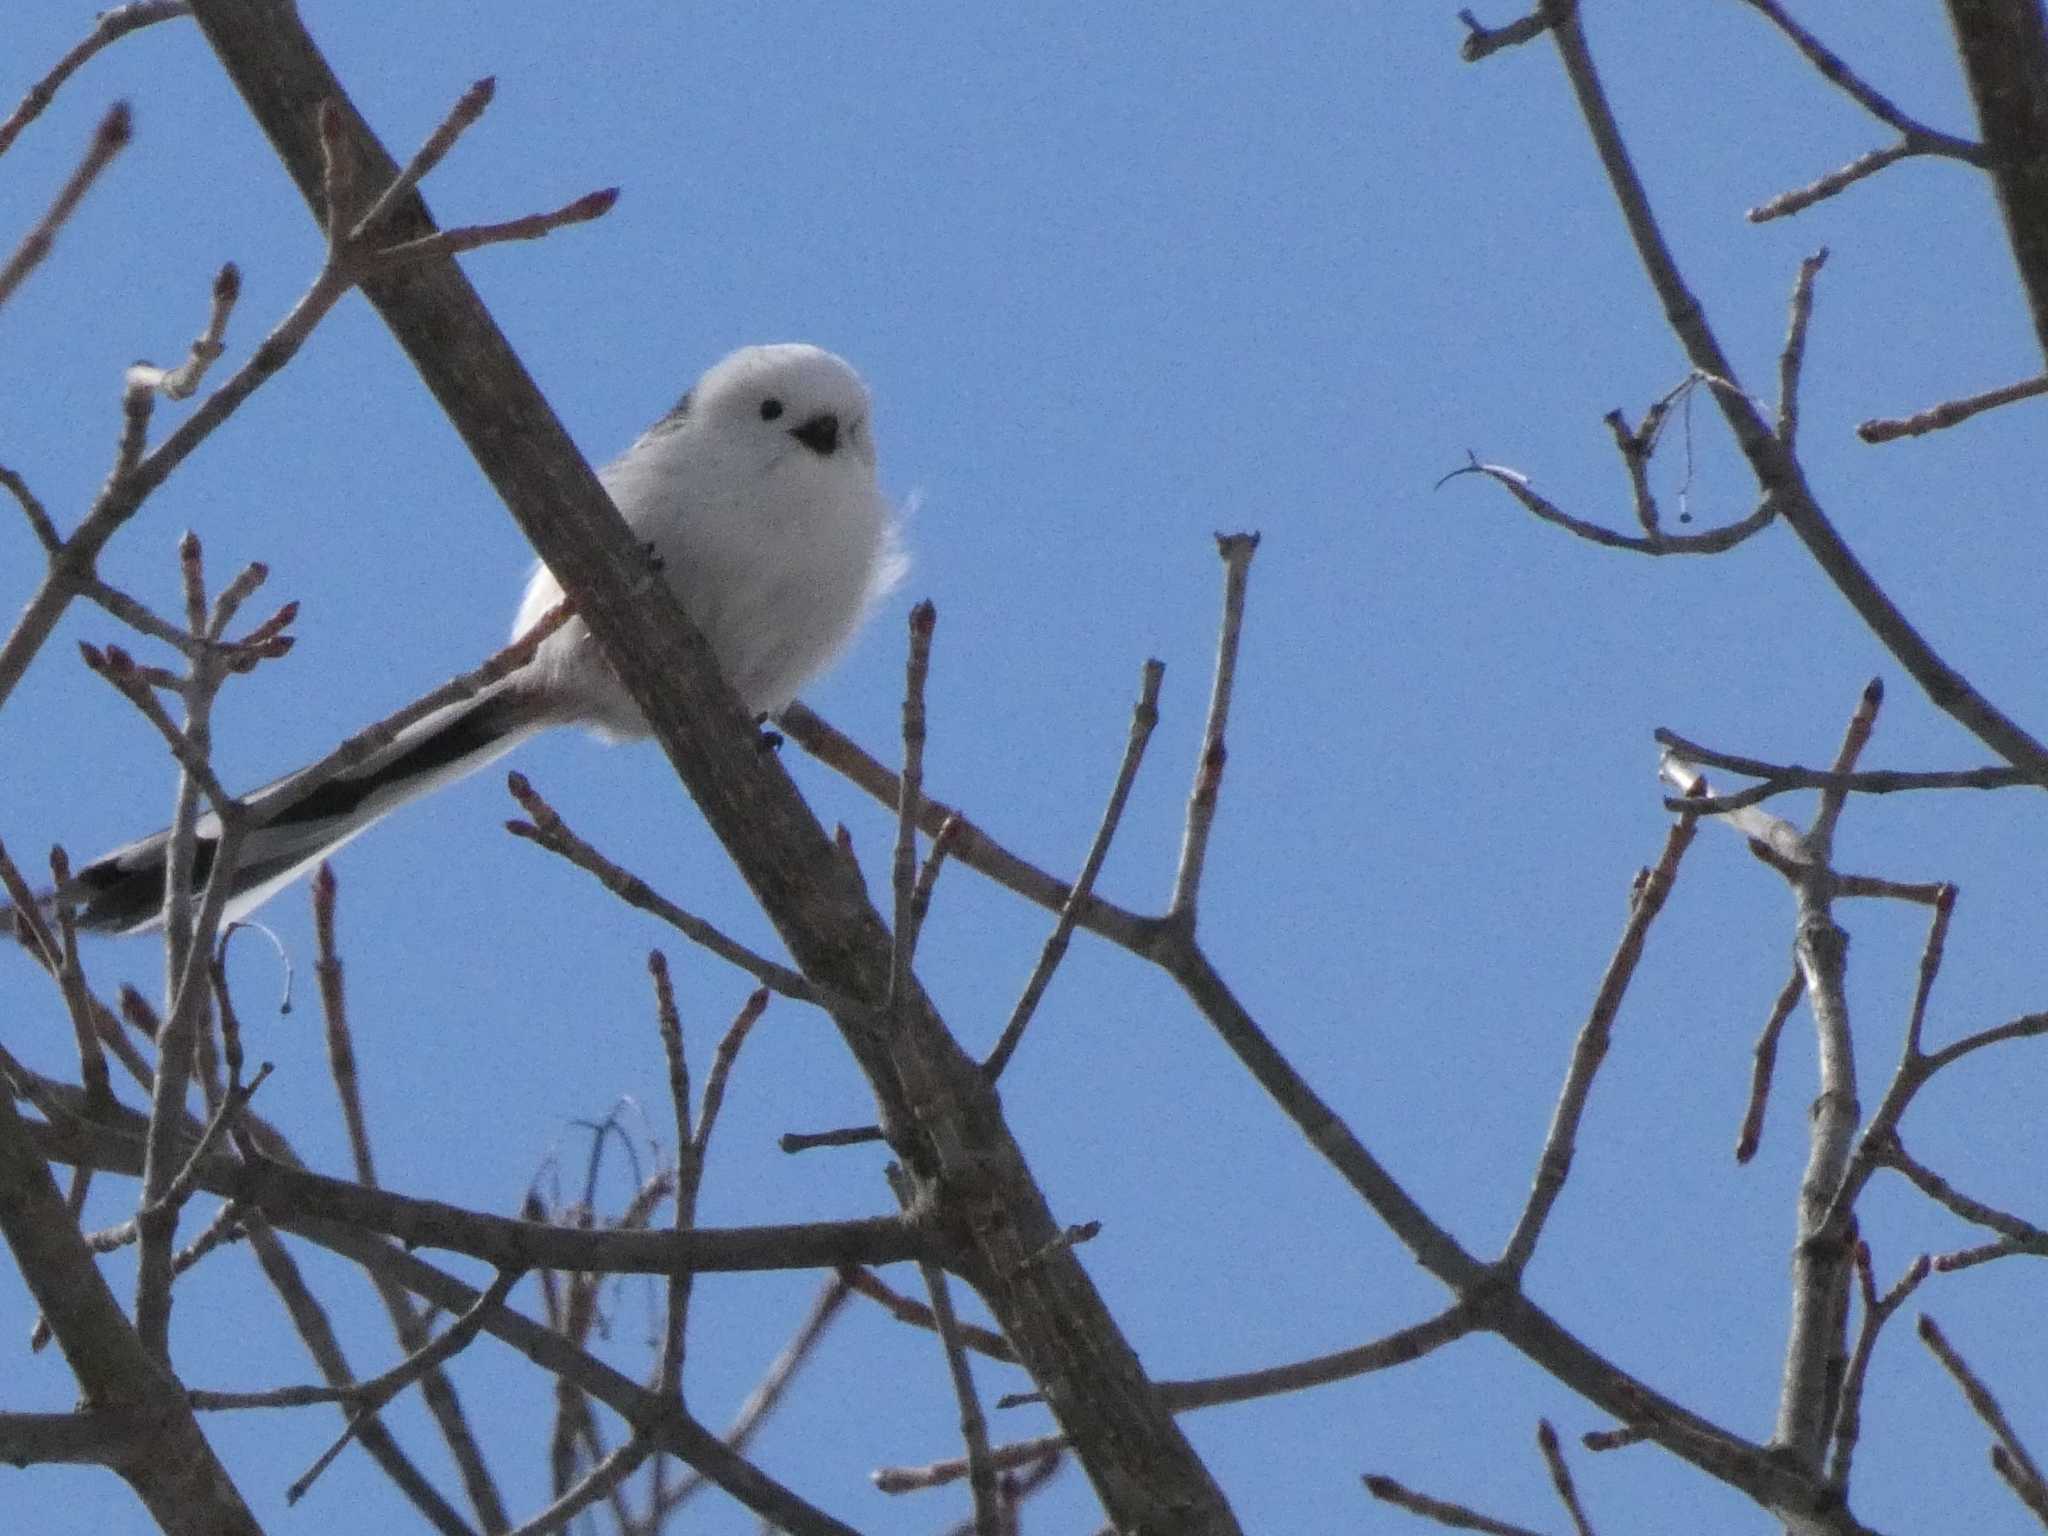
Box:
[36,343,903,935]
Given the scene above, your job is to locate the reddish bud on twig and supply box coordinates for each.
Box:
[98,101,133,151]
[564,187,619,222]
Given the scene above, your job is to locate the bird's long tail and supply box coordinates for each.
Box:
[7,686,541,940]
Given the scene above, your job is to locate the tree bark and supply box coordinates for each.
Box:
[183,2,1239,1528]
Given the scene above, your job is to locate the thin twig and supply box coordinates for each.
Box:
[1599,376,1704,536]
[1732,0,1984,156]
[1776,250,1828,447]
[0,838,60,967]
[1501,801,1700,1272]
[171,1198,248,1277]
[1822,902,2048,1242]
[842,1265,1018,1361]
[44,850,111,1114]
[147,1063,270,1222]
[114,339,160,482]
[0,102,132,312]
[1924,1011,2048,1075]
[650,950,693,1398]
[1151,1304,1478,1414]
[1581,1426,1648,1453]
[132,535,255,1362]
[506,773,837,1010]
[373,188,620,267]
[1750,140,1925,223]
[1832,873,1946,904]
[648,1274,855,1520]
[1859,373,2048,444]
[888,1164,998,1531]
[780,702,1160,951]
[1994,1447,2048,1527]
[1885,1139,2048,1256]
[1735,968,1803,1164]
[1603,406,1661,537]
[0,465,60,553]
[1902,884,1954,1061]
[1457,7,1550,62]
[935,1453,1065,1536]
[891,601,937,1008]
[348,77,495,242]
[901,1307,1482,1474]
[1653,725,2033,812]
[506,1434,652,1536]
[906,815,963,950]
[75,566,297,675]
[875,1433,1067,1495]
[1169,535,1257,925]
[80,643,238,813]
[695,989,767,1161]
[1537,1419,1597,1536]
[0,85,607,721]
[1809,679,1881,857]
[1918,1315,2048,1498]
[1828,1245,1929,1490]
[1445,456,1777,555]
[1362,1472,1547,1536]
[311,865,377,1186]
[285,1268,522,1503]
[0,3,187,158]
[779,1124,885,1154]
[984,658,1163,1080]
[129,263,242,401]
[280,857,516,1526]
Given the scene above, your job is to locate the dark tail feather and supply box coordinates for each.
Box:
[7,687,537,940]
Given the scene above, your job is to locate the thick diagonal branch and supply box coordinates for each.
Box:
[1944,1,2048,361]
[184,4,1236,1527]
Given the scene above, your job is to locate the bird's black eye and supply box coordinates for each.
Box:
[759,398,784,422]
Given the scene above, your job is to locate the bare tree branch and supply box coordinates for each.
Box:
[1362,1470,1548,1536]
[0,102,131,313]
[1943,0,2048,362]
[1737,0,1983,152]
[1497,0,2048,782]
[0,3,186,160]
[1859,372,2048,443]
[1829,1245,1929,1490]
[984,657,1162,1080]
[1501,803,1700,1273]
[1919,1314,2048,1509]
[0,1089,261,1533]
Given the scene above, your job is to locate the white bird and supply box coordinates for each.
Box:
[34,343,903,936]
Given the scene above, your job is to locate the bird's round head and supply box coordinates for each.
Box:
[515,340,900,727]
[675,343,877,470]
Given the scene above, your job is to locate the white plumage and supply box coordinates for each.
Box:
[514,342,903,734]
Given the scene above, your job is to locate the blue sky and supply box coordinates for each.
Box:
[3,4,2044,1533]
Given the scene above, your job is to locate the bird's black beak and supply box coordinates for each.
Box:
[790,413,840,456]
